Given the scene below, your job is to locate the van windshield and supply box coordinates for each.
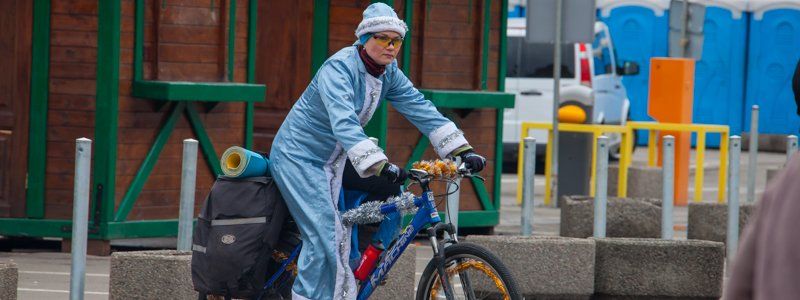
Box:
[506,36,575,79]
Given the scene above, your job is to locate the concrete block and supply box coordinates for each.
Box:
[741,133,787,152]
[372,244,416,300]
[767,167,781,184]
[594,238,724,298]
[560,196,662,238]
[0,262,17,300]
[467,235,595,299]
[110,250,196,300]
[608,165,663,199]
[687,202,757,244]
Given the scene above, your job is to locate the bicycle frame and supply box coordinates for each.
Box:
[259,173,458,300]
[357,177,443,300]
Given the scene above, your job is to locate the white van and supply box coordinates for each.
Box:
[502,18,639,171]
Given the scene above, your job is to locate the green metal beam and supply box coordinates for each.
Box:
[363,104,388,148]
[493,109,504,209]
[420,89,515,108]
[95,0,122,236]
[452,210,498,227]
[481,0,491,90]
[247,0,257,84]
[498,0,508,91]
[404,210,499,228]
[311,0,330,75]
[131,80,266,102]
[107,219,183,239]
[185,104,223,176]
[245,0,258,149]
[114,102,186,222]
[405,135,430,172]
[0,219,75,238]
[227,0,236,81]
[134,0,144,81]
[27,0,50,219]
[402,0,413,75]
[471,177,494,210]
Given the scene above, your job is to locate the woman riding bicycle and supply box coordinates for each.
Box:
[268,3,486,299]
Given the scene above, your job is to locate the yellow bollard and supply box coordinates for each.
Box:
[694,132,706,202]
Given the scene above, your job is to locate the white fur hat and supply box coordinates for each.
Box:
[354,3,408,41]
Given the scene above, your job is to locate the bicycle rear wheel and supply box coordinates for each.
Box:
[416,242,522,300]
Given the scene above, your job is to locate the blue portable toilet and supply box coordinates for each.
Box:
[693,0,749,147]
[597,0,671,145]
[745,0,800,135]
[508,0,526,18]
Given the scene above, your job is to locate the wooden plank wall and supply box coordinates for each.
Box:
[251,0,504,213]
[45,0,99,219]
[0,0,32,218]
[115,0,249,220]
[389,0,504,212]
[252,0,314,153]
[328,0,370,53]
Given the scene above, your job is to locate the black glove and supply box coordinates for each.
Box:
[459,150,486,173]
[379,163,408,184]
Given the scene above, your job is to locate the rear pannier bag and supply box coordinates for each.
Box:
[191,176,289,299]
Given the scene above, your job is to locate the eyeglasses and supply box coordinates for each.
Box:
[372,35,403,48]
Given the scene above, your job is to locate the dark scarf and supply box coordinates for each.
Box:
[358,46,385,77]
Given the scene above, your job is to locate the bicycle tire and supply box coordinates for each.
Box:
[416,242,522,300]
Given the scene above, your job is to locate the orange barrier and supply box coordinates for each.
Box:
[648,58,695,205]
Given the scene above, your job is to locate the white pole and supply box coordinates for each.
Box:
[727,136,742,261]
[70,138,92,300]
[746,105,758,202]
[594,136,609,238]
[786,135,797,165]
[177,139,199,251]
[521,137,537,236]
[661,136,675,240]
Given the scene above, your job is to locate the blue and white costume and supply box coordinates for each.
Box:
[268,4,470,299]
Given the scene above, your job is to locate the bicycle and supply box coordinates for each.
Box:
[258,160,521,300]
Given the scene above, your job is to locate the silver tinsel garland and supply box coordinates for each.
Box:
[341,192,418,225]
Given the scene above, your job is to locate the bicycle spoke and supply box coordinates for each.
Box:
[457,264,478,300]
[429,258,511,300]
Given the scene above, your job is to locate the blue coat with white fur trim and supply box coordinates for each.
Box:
[268,46,468,300]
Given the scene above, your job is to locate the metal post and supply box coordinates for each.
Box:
[786,135,797,165]
[746,105,758,202]
[70,138,92,300]
[594,136,609,238]
[550,0,563,207]
[177,139,199,251]
[661,136,675,239]
[727,136,742,262]
[522,137,537,236]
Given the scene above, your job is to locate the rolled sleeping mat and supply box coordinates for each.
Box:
[220,146,270,178]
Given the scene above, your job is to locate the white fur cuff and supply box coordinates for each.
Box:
[347,139,388,177]
[429,123,468,158]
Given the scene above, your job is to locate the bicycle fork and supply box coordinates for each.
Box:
[427,225,456,300]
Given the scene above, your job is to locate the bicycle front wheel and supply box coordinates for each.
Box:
[416,242,522,300]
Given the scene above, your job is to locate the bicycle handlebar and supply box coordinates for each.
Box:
[408,162,485,182]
